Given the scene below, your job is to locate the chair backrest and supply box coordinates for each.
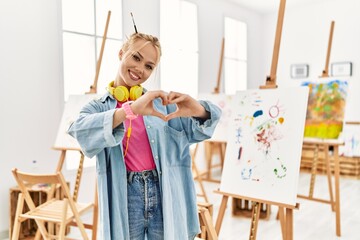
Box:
[12,168,73,209]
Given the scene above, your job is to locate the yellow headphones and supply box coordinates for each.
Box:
[107,81,143,102]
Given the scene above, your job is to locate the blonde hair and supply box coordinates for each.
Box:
[122,33,162,63]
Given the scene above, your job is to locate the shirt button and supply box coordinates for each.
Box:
[155,156,158,159]
[151,139,155,143]
[147,125,151,128]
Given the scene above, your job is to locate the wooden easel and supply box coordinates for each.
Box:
[215,1,299,239]
[298,138,344,236]
[201,37,227,183]
[298,20,344,237]
[191,143,209,203]
[214,191,299,240]
[320,21,335,78]
[51,10,111,239]
[87,11,111,93]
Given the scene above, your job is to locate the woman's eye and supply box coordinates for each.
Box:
[146,65,153,70]
[132,54,140,61]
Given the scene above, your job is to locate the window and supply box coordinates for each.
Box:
[61,1,123,169]
[224,17,247,94]
[160,0,198,98]
[62,0,123,101]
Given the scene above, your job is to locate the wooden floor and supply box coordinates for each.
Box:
[198,170,360,240]
[5,172,359,240]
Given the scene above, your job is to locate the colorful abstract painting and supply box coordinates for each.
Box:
[302,79,348,139]
[220,87,309,206]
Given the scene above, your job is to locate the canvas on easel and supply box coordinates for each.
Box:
[54,94,101,151]
[219,86,309,206]
[198,93,233,142]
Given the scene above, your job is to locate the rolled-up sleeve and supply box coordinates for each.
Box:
[179,100,222,143]
[67,102,124,158]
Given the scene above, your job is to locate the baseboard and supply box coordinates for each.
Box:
[0,230,8,240]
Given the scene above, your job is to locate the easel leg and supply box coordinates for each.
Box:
[249,202,261,240]
[285,208,293,240]
[309,144,319,197]
[73,151,85,202]
[205,142,212,180]
[278,206,285,239]
[92,178,99,240]
[215,195,229,235]
[324,144,335,211]
[333,146,341,236]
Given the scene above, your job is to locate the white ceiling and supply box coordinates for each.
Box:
[227,0,333,14]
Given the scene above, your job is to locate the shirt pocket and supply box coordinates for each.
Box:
[163,125,191,167]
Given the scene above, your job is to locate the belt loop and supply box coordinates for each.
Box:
[127,171,134,183]
[152,169,158,178]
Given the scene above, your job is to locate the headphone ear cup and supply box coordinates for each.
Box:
[130,85,143,100]
[114,86,129,102]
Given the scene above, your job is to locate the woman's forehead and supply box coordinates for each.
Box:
[129,39,158,63]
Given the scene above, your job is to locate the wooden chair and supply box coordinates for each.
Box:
[191,143,209,203]
[11,168,94,240]
[196,205,218,240]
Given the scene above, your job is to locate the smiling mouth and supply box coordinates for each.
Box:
[129,70,140,81]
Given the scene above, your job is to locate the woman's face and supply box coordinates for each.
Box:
[117,39,158,87]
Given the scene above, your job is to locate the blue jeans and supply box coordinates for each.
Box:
[127,170,164,240]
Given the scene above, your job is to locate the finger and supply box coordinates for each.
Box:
[167,91,181,101]
[165,111,181,121]
[153,91,169,105]
[151,110,167,121]
[168,93,186,104]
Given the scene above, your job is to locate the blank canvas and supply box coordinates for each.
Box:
[54,94,101,150]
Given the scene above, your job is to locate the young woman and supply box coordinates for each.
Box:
[68,32,221,240]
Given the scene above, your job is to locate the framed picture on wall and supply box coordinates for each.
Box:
[331,62,352,77]
[290,64,309,79]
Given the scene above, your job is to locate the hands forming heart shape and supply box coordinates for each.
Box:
[130,90,208,122]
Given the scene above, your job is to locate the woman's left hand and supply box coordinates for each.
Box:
[165,91,209,121]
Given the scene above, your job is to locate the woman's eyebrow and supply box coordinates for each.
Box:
[136,51,156,65]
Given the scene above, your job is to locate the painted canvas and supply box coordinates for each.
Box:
[301,79,348,139]
[54,94,101,150]
[198,93,233,142]
[219,87,309,206]
[339,123,360,157]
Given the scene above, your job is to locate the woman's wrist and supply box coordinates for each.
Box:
[122,101,138,120]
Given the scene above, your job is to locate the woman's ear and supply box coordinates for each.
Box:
[119,50,123,60]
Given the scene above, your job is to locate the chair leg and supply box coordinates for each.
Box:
[34,229,41,240]
[12,193,25,240]
[68,199,89,240]
[58,199,69,240]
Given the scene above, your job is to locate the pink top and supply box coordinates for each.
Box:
[117,102,156,171]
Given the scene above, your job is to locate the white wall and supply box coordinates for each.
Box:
[262,0,360,121]
[0,0,63,235]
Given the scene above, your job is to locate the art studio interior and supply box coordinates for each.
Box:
[1,0,359,239]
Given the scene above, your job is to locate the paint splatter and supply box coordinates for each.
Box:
[253,110,263,118]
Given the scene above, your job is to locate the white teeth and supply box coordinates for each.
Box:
[129,71,140,80]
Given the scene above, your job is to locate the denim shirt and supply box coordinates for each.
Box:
[67,92,221,240]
